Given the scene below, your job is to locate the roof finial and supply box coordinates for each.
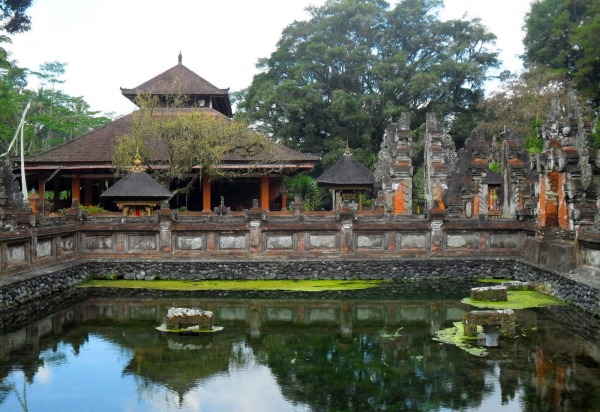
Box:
[131,147,147,173]
[178,51,182,66]
[344,140,352,157]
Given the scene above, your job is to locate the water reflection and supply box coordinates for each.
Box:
[1,294,600,411]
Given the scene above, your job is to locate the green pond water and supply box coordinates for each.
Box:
[1,283,600,411]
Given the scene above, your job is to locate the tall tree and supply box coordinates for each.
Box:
[236,0,498,170]
[523,0,600,109]
[0,0,32,33]
[0,62,111,154]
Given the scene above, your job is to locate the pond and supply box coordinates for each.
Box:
[1,282,600,411]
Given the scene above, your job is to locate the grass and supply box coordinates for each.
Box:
[462,290,565,310]
[78,279,386,292]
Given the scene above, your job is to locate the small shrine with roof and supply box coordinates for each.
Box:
[316,144,376,210]
[100,149,172,216]
[19,54,320,213]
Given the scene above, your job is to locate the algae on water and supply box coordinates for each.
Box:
[78,279,385,292]
[433,322,488,357]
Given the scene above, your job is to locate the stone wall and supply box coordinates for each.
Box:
[3,257,599,316]
[0,262,89,312]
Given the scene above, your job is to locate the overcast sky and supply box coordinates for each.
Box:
[6,0,533,117]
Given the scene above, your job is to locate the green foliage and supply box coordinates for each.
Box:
[488,162,501,174]
[523,0,600,109]
[78,204,108,214]
[0,0,33,33]
[236,0,498,168]
[283,174,323,211]
[588,118,600,150]
[0,61,111,154]
[412,166,425,211]
[113,95,274,188]
[478,67,583,143]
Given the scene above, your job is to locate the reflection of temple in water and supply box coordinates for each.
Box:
[2,297,600,411]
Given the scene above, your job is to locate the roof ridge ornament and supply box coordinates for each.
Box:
[344,141,352,157]
[131,147,147,173]
[178,51,182,66]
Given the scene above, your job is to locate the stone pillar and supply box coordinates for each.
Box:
[373,114,413,214]
[260,176,269,210]
[202,174,211,212]
[558,173,569,230]
[71,171,81,205]
[159,221,172,253]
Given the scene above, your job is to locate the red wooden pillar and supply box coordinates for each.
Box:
[260,176,269,210]
[38,175,44,200]
[202,174,211,212]
[71,171,81,205]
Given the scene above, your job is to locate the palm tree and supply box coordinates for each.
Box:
[0,34,12,69]
[284,174,322,211]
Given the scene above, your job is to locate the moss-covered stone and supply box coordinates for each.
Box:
[462,310,516,337]
[470,286,508,301]
[462,290,565,310]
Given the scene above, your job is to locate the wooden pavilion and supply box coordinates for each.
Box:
[19,54,320,212]
[316,147,375,210]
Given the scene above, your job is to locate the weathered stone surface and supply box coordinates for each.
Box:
[501,281,534,291]
[373,113,413,213]
[470,286,508,301]
[463,310,516,337]
[424,113,457,213]
[166,307,213,330]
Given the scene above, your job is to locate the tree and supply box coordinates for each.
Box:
[235,0,498,170]
[0,33,10,68]
[283,174,322,211]
[0,62,111,154]
[112,96,278,193]
[478,66,594,153]
[0,0,32,33]
[523,0,600,109]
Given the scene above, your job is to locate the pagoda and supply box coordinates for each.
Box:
[20,54,319,213]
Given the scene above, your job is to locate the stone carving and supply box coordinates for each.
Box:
[0,158,23,224]
[535,91,596,229]
[214,196,230,216]
[501,127,537,220]
[373,113,413,213]
[424,113,457,214]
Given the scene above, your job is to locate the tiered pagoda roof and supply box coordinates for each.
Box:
[23,55,320,172]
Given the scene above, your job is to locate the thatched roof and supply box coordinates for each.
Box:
[316,152,375,188]
[101,171,172,200]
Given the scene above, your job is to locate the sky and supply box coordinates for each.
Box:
[5,0,534,118]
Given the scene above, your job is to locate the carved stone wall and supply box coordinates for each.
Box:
[424,113,457,213]
[0,158,23,222]
[373,113,412,213]
[535,92,596,230]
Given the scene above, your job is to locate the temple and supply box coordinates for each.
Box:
[20,55,320,212]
